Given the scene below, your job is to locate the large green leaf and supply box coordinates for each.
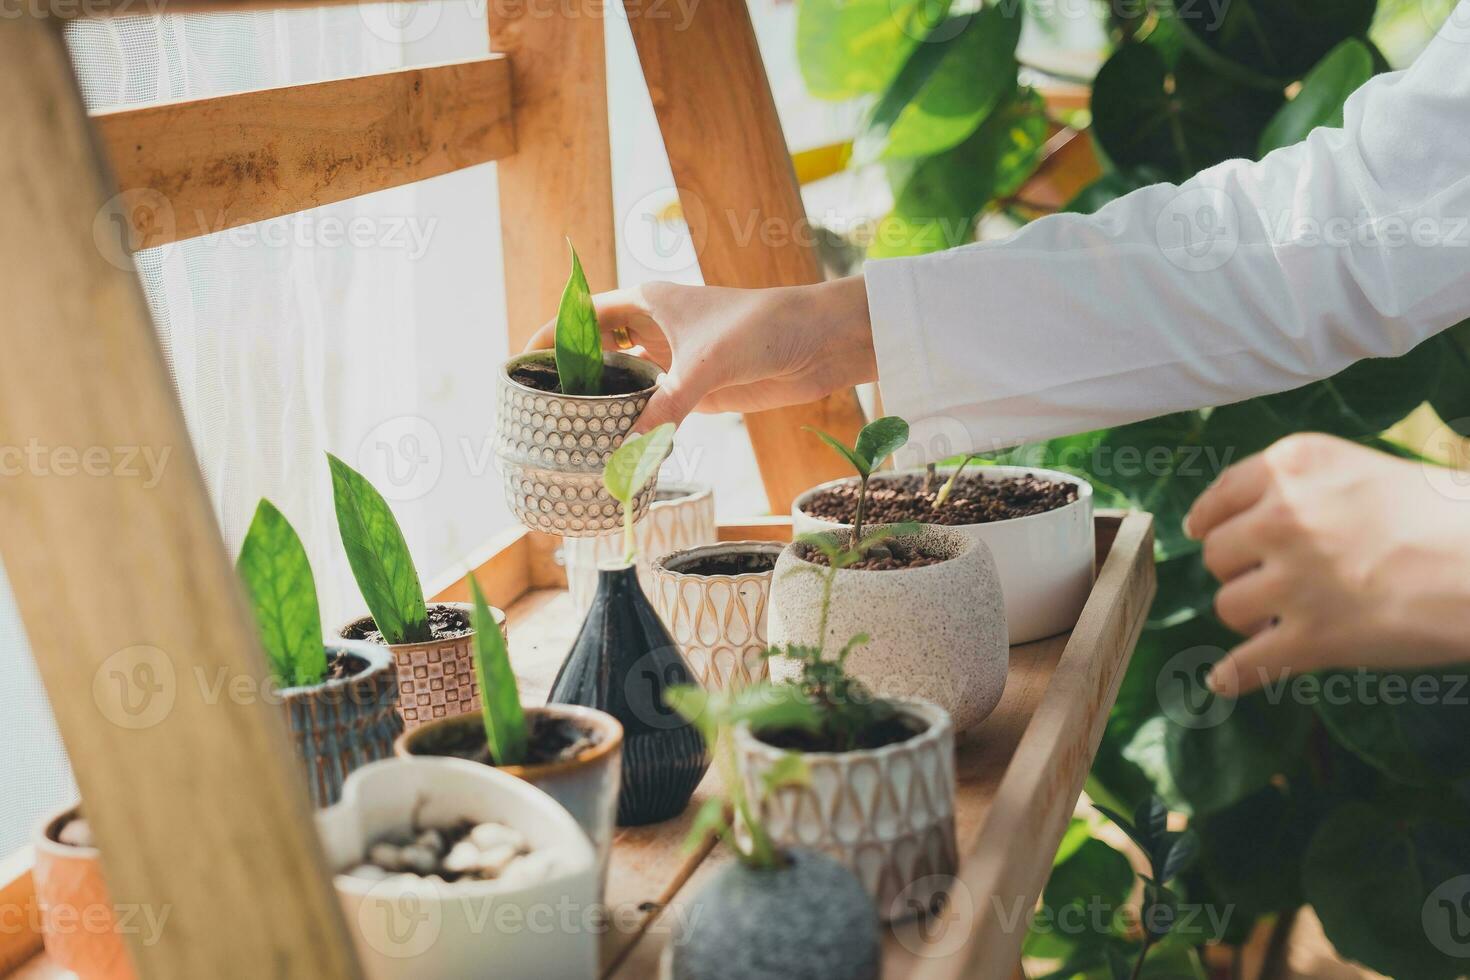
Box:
[1195,786,1307,920]
[853,415,910,471]
[1257,39,1374,155]
[236,499,326,688]
[859,6,1020,162]
[1169,0,1375,82]
[328,453,430,645]
[470,576,527,767]
[554,243,603,396]
[1316,670,1470,785]
[1257,333,1443,437]
[1429,320,1470,435]
[796,0,950,100]
[1025,837,1136,958]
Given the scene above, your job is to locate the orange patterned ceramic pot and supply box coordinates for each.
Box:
[567,483,717,615]
[32,807,136,980]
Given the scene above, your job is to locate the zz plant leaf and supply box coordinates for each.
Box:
[806,415,909,544]
[468,575,528,767]
[603,422,676,563]
[555,242,604,396]
[236,499,327,688]
[328,453,431,646]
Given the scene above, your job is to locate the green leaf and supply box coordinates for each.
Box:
[1257,334,1443,437]
[236,499,325,688]
[1094,803,1158,861]
[854,416,910,471]
[1025,837,1136,958]
[683,797,730,854]
[731,683,824,736]
[805,425,871,477]
[796,0,950,100]
[1165,692,1314,816]
[554,242,603,396]
[759,753,811,799]
[469,576,526,767]
[859,6,1021,162]
[328,453,430,645]
[1429,320,1470,435]
[603,422,675,504]
[665,684,718,746]
[1194,786,1307,920]
[1134,796,1169,852]
[1258,39,1374,155]
[1168,0,1375,82]
[1156,829,1199,883]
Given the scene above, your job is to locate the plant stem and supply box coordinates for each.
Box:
[1129,935,1156,980]
[622,498,636,564]
[921,462,936,493]
[852,474,868,546]
[933,455,977,510]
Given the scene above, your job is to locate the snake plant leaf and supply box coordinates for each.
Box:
[854,416,910,471]
[328,453,431,645]
[1258,39,1374,155]
[236,499,326,688]
[603,422,675,504]
[469,575,527,767]
[554,242,604,396]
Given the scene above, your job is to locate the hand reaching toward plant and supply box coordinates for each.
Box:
[523,277,876,433]
[1185,433,1470,697]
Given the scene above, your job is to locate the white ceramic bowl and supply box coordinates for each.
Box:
[793,465,1094,644]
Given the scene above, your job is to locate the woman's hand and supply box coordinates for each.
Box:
[523,278,876,433]
[1185,433,1470,697]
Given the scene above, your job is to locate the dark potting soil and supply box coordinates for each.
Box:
[676,552,777,576]
[324,650,370,682]
[756,713,926,753]
[802,537,946,572]
[416,713,601,768]
[510,359,651,396]
[343,603,472,646]
[804,472,1079,527]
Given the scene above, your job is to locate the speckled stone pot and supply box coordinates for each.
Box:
[651,541,782,693]
[565,482,717,614]
[33,807,135,980]
[733,699,957,922]
[670,847,879,980]
[768,524,1009,733]
[281,638,404,808]
[495,350,662,537]
[338,602,505,733]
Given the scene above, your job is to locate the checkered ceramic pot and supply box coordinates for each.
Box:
[733,698,958,923]
[495,351,662,537]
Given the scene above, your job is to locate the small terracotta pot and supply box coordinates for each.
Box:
[395,704,623,876]
[732,698,957,923]
[32,807,136,980]
[281,638,403,808]
[495,350,662,537]
[650,541,782,692]
[565,482,717,614]
[768,524,1008,733]
[339,601,505,733]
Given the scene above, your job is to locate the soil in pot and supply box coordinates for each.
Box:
[801,535,947,572]
[344,817,557,887]
[409,714,601,768]
[322,649,370,682]
[674,551,778,576]
[510,360,651,396]
[754,713,927,754]
[342,603,472,646]
[805,472,1079,526]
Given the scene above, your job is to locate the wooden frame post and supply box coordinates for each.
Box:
[0,21,359,979]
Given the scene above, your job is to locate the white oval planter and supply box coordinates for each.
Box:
[793,465,1093,643]
[768,524,1008,733]
[733,699,956,923]
[564,483,716,615]
[317,756,598,980]
[650,541,783,693]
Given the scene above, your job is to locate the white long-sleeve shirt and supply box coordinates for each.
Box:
[866,9,1470,462]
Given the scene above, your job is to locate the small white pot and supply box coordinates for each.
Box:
[733,699,957,923]
[564,483,717,615]
[793,465,1094,643]
[317,757,598,980]
[768,524,1008,732]
[650,541,783,692]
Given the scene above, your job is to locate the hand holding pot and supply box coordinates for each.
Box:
[1186,433,1470,696]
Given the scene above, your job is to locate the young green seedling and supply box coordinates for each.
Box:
[933,454,983,510]
[468,575,528,767]
[555,241,604,396]
[236,499,327,688]
[603,422,677,564]
[327,453,432,645]
[805,415,909,546]
[1093,796,1200,980]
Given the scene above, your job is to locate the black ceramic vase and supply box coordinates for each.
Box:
[549,562,710,825]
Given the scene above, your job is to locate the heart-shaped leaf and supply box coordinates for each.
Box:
[469,575,526,767]
[328,452,430,645]
[236,499,326,688]
[1258,38,1375,155]
[554,242,604,396]
[855,415,911,471]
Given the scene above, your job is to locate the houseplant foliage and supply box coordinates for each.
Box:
[237,498,327,687]
[797,1,1470,974]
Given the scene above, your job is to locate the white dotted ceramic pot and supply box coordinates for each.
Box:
[564,483,717,614]
[650,540,783,692]
[793,465,1093,643]
[768,524,1008,733]
[495,351,661,538]
[733,698,957,922]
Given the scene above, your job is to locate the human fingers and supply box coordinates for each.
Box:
[1200,507,1270,583]
[1185,452,1271,540]
[630,359,720,434]
[1212,565,1281,636]
[1206,621,1306,697]
[520,289,667,364]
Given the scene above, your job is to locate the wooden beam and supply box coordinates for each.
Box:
[623,0,869,512]
[95,57,513,248]
[491,1,618,346]
[0,21,359,979]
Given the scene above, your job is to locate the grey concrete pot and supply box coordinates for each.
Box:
[670,847,879,980]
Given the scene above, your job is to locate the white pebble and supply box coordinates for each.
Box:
[414,829,446,856]
[344,864,390,882]
[368,843,403,870]
[498,851,558,889]
[477,843,520,877]
[58,818,94,849]
[398,844,439,875]
[469,822,525,852]
[442,840,483,875]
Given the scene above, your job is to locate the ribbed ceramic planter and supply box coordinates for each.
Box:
[281,638,403,808]
[495,350,662,537]
[549,561,709,826]
[768,524,1008,733]
[650,541,782,693]
[32,807,135,980]
[396,704,623,879]
[565,482,717,614]
[733,699,957,922]
[318,757,598,980]
[339,602,505,733]
[793,465,1094,643]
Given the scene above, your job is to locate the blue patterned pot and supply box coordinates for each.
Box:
[549,562,708,825]
[282,638,403,807]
